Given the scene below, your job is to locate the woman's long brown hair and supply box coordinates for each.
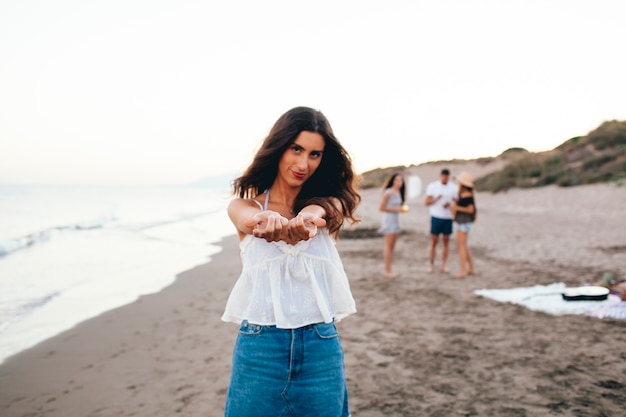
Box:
[232,106,361,234]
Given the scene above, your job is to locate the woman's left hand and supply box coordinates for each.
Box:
[285,212,327,244]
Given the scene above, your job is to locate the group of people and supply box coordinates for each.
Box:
[378,168,477,279]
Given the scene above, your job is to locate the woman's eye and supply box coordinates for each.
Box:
[310,151,322,158]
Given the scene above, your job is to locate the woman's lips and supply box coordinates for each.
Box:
[292,171,306,180]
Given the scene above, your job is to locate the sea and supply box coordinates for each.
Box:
[0,178,236,364]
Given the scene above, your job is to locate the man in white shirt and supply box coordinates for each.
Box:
[424,168,457,273]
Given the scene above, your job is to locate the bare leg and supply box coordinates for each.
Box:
[428,234,438,273]
[441,234,450,273]
[456,231,468,277]
[466,234,474,274]
[384,233,399,278]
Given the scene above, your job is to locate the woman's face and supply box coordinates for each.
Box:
[392,175,404,189]
[277,131,325,188]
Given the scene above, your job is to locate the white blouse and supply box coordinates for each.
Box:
[221,228,357,329]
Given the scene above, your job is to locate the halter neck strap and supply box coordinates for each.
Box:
[263,189,270,211]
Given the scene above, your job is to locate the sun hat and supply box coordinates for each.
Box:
[456,171,474,188]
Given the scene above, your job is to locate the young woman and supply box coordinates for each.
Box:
[222,106,361,417]
[378,172,407,278]
[452,171,476,278]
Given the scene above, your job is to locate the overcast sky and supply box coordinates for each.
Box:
[1,0,625,185]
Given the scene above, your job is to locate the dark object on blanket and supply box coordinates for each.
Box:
[562,286,610,301]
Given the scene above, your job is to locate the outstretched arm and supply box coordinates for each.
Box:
[228,198,328,244]
[228,198,288,241]
[286,197,343,242]
[285,205,327,243]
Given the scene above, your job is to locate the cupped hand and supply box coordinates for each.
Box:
[243,210,289,242]
[284,212,327,244]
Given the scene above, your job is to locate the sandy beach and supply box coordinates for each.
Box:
[1,160,625,417]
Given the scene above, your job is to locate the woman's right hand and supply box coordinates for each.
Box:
[244,210,289,242]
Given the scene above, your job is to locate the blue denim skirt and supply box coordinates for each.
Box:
[224,321,350,417]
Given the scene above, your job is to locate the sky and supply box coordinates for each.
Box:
[1,0,625,186]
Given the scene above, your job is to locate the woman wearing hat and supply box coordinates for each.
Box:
[452,171,476,278]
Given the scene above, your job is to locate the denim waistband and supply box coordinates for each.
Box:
[242,320,332,330]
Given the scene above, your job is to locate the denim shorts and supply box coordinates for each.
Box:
[224,321,350,417]
[457,222,473,233]
[430,217,453,235]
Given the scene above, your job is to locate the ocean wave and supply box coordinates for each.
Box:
[0,216,115,257]
[0,291,61,334]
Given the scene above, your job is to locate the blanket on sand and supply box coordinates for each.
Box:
[474,283,624,318]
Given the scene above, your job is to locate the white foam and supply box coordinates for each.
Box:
[0,184,234,364]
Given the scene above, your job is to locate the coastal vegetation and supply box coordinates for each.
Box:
[360,120,626,192]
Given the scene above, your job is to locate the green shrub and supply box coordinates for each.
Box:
[360,121,626,193]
